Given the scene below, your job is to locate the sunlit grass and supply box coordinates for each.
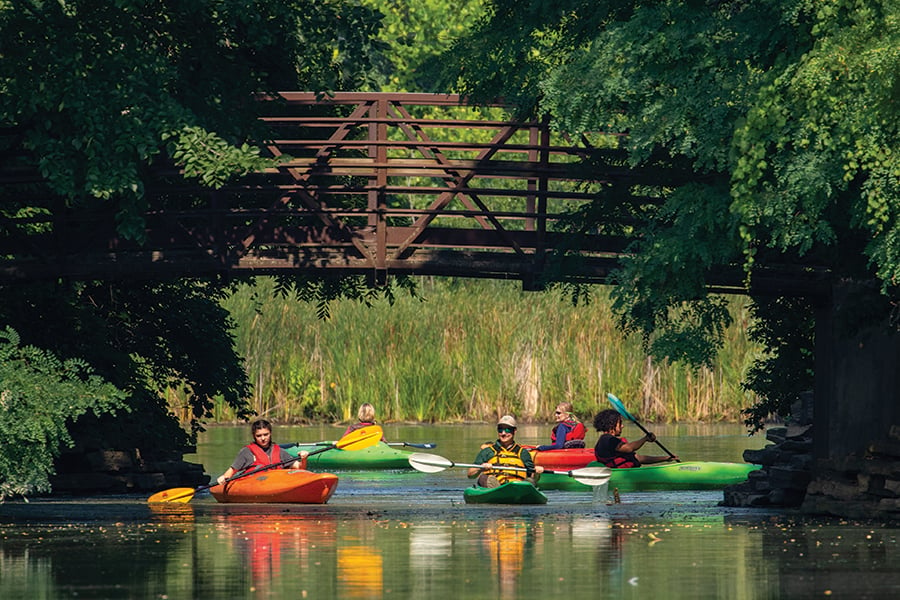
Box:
[199,277,762,425]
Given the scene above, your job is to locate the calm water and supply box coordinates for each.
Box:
[2,423,899,599]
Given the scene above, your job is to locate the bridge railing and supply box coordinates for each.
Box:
[0,92,621,286]
[0,92,828,295]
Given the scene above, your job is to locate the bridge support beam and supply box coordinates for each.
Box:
[815,280,900,460]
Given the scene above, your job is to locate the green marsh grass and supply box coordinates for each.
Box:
[205,278,762,425]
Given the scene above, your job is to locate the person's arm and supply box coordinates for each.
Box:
[279,446,308,470]
[521,448,544,478]
[616,431,657,454]
[217,448,253,484]
[636,452,678,464]
[467,448,493,478]
[217,467,235,485]
[536,424,570,451]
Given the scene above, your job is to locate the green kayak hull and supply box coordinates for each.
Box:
[537,461,760,492]
[463,481,548,505]
[282,441,414,470]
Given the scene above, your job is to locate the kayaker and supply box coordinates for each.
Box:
[467,415,544,487]
[535,402,587,450]
[343,402,387,441]
[592,409,678,467]
[217,419,308,485]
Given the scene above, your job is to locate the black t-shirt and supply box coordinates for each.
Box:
[594,433,639,467]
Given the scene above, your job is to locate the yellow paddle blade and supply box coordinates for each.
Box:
[147,487,196,503]
[334,425,383,451]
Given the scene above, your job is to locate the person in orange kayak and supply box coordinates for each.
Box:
[467,415,544,487]
[592,409,677,468]
[343,402,387,440]
[217,419,308,485]
[536,402,587,451]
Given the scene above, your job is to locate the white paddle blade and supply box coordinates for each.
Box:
[408,452,455,473]
[569,467,612,486]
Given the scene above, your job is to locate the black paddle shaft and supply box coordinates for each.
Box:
[631,420,679,461]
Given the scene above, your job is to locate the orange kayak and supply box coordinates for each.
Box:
[209,469,339,504]
[530,447,596,470]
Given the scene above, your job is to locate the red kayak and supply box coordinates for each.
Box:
[529,447,596,470]
[210,469,339,504]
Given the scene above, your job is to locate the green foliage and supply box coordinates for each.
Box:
[0,0,385,239]
[361,0,485,92]
[163,127,274,189]
[0,0,394,490]
[0,326,127,499]
[431,0,900,425]
[741,297,815,432]
[0,279,253,447]
[731,0,900,288]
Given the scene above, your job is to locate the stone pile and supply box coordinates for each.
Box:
[801,424,900,520]
[50,447,208,495]
[722,422,814,509]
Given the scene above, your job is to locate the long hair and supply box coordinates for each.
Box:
[357,403,376,423]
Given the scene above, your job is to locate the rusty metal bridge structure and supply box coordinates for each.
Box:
[0,92,829,295]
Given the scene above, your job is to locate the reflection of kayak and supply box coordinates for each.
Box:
[463,481,548,505]
[537,461,760,492]
[210,469,339,503]
[282,441,414,470]
[530,447,596,470]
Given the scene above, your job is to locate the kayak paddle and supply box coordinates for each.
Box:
[607,393,679,461]
[407,452,611,486]
[147,425,384,503]
[388,442,436,449]
[281,440,436,450]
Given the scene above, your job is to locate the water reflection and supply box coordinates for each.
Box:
[212,512,339,596]
[338,545,384,598]
[482,519,534,598]
[1,425,899,598]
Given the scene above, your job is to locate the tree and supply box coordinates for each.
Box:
[0,0,388,495]
[0,0,385,237]
[0,327,127,499]
[425,0,900,427]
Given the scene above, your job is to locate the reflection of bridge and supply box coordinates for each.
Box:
[1,92,828,295]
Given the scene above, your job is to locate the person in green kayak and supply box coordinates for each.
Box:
[343,402,387,441]
[467,415,544,487]
[593,409,677,468]
[536,402,587,451]
[216,419,308,485]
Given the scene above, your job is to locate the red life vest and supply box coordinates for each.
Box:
[550,419,586,444]
[246,443,284,468]
[594,436,641,468]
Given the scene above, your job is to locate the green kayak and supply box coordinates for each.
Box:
[463,481,548,505]
[536,461,760,492]
[281,441,416,470]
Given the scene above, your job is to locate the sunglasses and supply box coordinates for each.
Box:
[554,411,563,415]
[497,426,516,434]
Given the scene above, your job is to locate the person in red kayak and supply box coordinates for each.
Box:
[343,402,387,441]
[592,409,677,468]
[217,419,308,485]
[467,415,544,487]
[536,402,587,451]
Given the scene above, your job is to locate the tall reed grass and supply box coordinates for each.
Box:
[201,278,761,425]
